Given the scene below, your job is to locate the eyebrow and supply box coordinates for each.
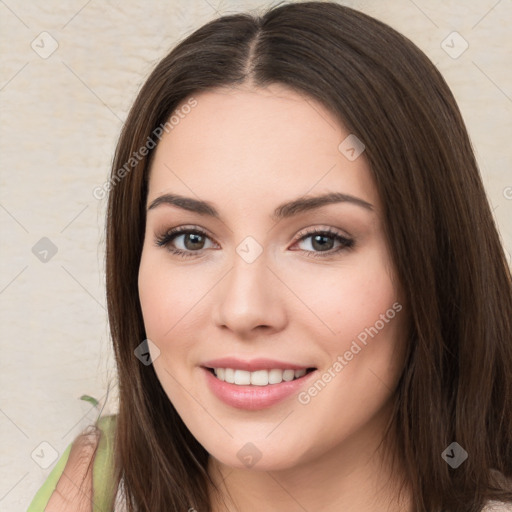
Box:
[147,191,374,220]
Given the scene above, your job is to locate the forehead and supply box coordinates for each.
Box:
[146,84,379,214]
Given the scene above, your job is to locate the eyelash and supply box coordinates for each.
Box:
[154,225,355,259]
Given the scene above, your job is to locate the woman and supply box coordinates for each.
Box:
[28,2,512,511]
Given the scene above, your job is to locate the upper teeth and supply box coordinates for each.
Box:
[213,368,308,386]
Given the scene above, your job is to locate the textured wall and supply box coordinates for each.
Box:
[1,1,511,510]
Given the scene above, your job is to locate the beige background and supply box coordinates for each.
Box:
[0,0,511,510]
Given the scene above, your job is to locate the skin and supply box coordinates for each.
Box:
[138,83,412,511]
[45,429,98,511]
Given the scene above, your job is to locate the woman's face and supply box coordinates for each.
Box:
[138,83,407,472]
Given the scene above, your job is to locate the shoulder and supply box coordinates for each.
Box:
[43,427,100,511]
[27,414,118,512]
[482,471,512,511]
[481,501,512,511]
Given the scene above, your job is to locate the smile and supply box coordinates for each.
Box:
[201,366,318,410]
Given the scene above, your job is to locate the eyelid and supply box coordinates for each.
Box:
[294,225,352,242]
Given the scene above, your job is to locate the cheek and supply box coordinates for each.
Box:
[334,267,398,339]
[278,244,398,341]
[138,259,170,338]
[138,248,201,339]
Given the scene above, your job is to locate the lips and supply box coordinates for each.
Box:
[200,357,318,410]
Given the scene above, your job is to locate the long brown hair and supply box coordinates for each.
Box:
[103,2,512,510]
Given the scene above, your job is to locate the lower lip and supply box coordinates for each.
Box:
[201,367,317,410]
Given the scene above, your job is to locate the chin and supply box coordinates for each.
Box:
[205,437,307,472]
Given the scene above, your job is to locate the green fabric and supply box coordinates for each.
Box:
[27,414,117,512]
[26,441,73,511]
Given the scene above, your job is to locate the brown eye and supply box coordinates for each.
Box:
[155,227,216,257]
[181,232,206,250]
[293,228,354,258]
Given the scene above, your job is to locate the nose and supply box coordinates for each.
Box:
[212,251,288,337]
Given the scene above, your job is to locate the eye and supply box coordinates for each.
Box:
[154,226,216,258]
[154,225,355,259]
[292,227,355,258]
